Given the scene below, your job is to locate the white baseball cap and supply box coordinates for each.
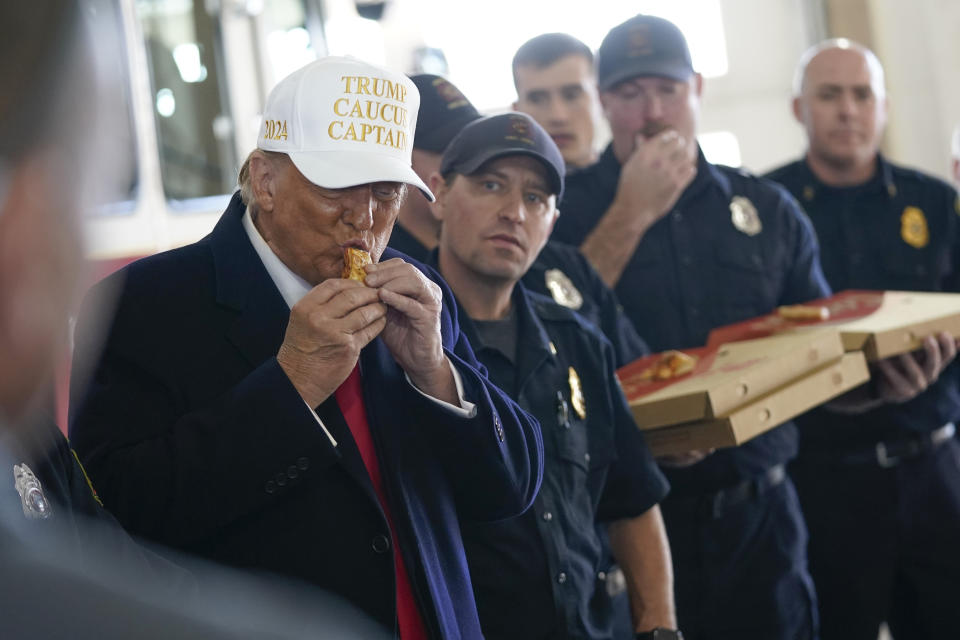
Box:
[258,56,434,201]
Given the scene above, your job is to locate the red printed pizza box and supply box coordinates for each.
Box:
[706,290,960,361]
[616,330,845,430]
[641,352,869,457]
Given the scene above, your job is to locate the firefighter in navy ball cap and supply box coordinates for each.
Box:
[555,14,830,639]
[428,111,677,639]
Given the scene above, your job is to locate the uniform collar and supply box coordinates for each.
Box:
[456,282,554,362]
[501,285,557,396]
[877,153,897,196]
[682,147,730,203]
[242,207,312,309]
[798,153,897,203]
[424,247,558,380]
[595,144,623,196]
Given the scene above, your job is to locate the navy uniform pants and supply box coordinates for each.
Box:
[662,473,818,640]
[791,438,960,640]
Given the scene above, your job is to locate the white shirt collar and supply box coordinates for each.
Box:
[241,206,475,418]
[242,207,312,309]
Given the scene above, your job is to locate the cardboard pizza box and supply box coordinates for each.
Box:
[707,290,960,361]
[640,352,870,456]
[616,330,845,430]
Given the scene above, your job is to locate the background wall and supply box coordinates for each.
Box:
[861,0,960,181]
[699,0,816,173]
[705,0,960,181]
[362,0,960,181]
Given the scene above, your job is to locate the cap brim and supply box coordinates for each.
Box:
[288,150,435,202]
[415,114,483,153]
[453,148,563,201]
[599,60,693,91]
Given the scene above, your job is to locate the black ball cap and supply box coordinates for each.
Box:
[597,14,694,91]
[411,74,481,152]
[440,112,565,201]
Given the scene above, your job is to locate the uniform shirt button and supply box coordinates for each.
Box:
[597,571,607,581]
[265,480,276,494]
[275,473,288,487]
[557,572,567,584]
[584,452,591,464]
[372,534,391,554]
[297,457,310,471]
[673,210,683,222]
[287,465,299,479]
[680,255,693,266]
[542,511,553,522]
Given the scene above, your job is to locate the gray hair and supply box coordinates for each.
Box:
[237,149,288,212]
[792,38,886,100]
[238,151,412,212]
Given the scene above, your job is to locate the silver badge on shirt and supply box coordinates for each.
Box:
[13,463,52,520]
[544,269,583,310]
[730,196,762,236]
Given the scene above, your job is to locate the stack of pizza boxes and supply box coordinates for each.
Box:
[618,290,960,456]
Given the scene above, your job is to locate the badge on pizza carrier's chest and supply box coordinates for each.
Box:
[900,206,929,249]
[730,196,762,236]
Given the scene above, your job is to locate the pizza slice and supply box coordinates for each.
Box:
[776,304,830,321]
[638,350,699,381]
[341,247,372,283]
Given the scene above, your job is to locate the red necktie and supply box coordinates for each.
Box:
[335,365,428,639]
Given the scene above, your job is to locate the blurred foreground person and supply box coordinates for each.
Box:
[766,39,960,640]
[69,54,543,639]
[0,2,392,638]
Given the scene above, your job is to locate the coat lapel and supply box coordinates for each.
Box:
[208,194,290,368]
[207,194,381,508]
[358,340,406,455]
[314,399,383,511]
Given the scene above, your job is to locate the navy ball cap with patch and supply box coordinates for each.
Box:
[410,74,481,153]
[597,14,694,91]
[440,112,565,200]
